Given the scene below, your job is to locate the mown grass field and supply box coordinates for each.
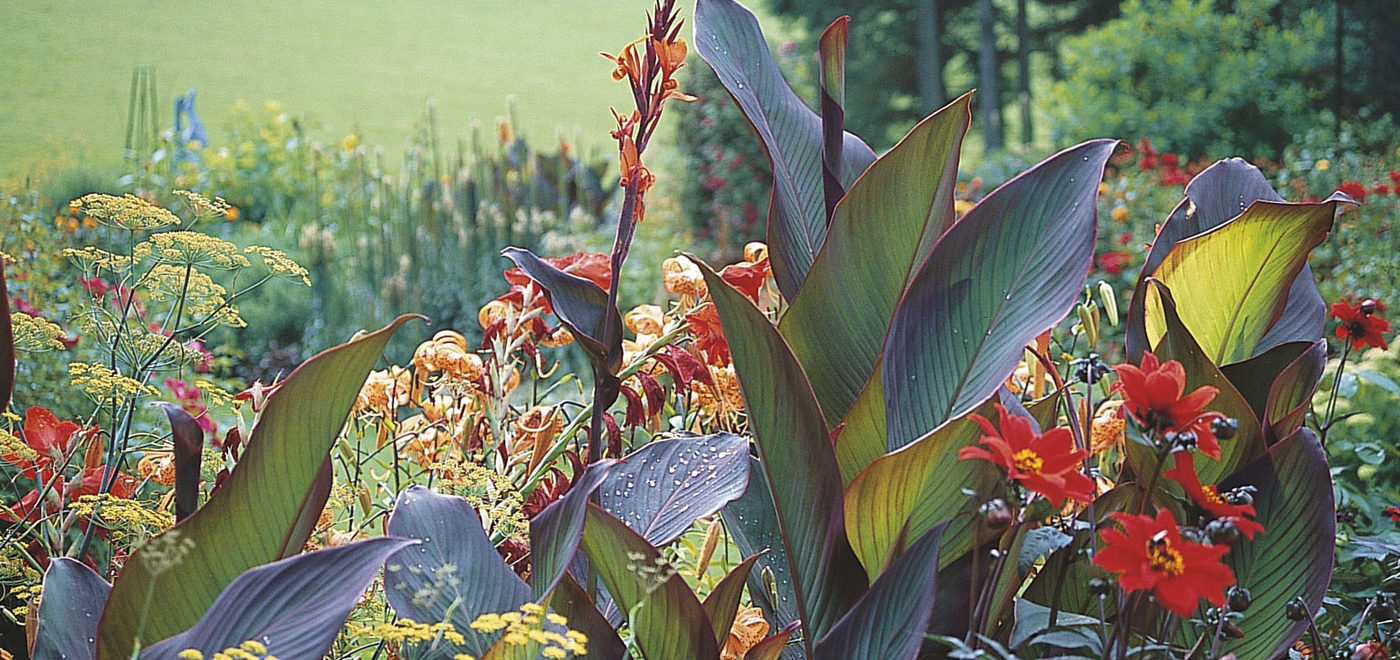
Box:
[0,0,709,179]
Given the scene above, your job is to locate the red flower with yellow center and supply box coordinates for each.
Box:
[1094,509,1235,616]
[1330,297,1390,350]
[1112,352,1226,459]
[1162,451,1264,539]
[958,404,1094,507]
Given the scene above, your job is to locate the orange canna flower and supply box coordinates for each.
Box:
[601,38,645,84]
[654,36,688,78]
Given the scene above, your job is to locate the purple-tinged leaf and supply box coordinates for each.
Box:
[530,460,616,601]
[1219,340,1326,443]
[155,402,204,522]
[701,553,764,648]
[780,95,971,429]
[812,522,948,660]
[32,558,109,660]
[1125,159,1336,360]
[384,486,530,656]
[882,140,1116,450]
[547,572,626,660]
[818,16,849,222]
[280,458,334,560]
[746,622,801,660]
[97,315,422,660]
[699,258,866,651]
[501,246,622,374]
[578,504,720,659]
[142,537,415,660]
[1216,428,1335,659]
[598,433,749,547]
[693,0,877,298]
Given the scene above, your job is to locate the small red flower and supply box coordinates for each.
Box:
[2,406,82,480]
[1097,251,1132,276]
[1163,451,1264,539]
[684,303,730,366]
[1330,297,1390,350]
[1093,509,1236,617]
[1337,180,1368,203]
[1112,352,1226,458]
[1384,506,1400,525]
[958,404,1094,507]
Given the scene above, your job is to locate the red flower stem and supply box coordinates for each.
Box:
[1320,340,1353,445]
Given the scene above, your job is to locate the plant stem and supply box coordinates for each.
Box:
[1321,340,1353,444]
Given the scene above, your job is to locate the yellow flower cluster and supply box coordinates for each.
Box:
[69,362,160,404]
[244,246,311,286]
[141,265,244,327]
[72,193,181,231]
[141,529,195,575]
[5,582,42,618]
[172,190,233,218]
[69,494,174,536]
[0,429,37,465]
[136,231,251,270]
[194,380,234,407]
[469,603,587,658]
[177,639,278,660]
[62,246,132,271]
[430,460,528,539]
[346,619,466,646]
[10,312,65,352]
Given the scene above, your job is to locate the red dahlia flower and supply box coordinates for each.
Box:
[1337,180,1368,203]
[1330,297,1390,350]
[1094,509,1235,617]
[1112,352,1226,459]
[1163,451,1264,539]
[958,404,1094,506]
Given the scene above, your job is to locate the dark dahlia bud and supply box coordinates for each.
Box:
[1206,519,1242,545]
[1361,299,1378,315]
[1088,577,1113,596]
[1228,586,1252,612]
[979,499,1013,530]
[1222,621,1244,639]
[1224,486,1255,507]
[1073,353,1111,385]
[1212,417,1238,440]
[1285,598,1309,621]
[1376,592,1395,617]
[1179,527,1206,544]
[1169,430,1199,452]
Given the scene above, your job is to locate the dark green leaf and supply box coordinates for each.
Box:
[32,558,109,660]
[699,258,866,649]
[598,433,749,546]
[719,458,801,649]
[530,460,616,601]
[746,622,801,660]
[701,553,764,649]
[1261,340,1326,442]
[383,486,530,656]
[1217,428,1335,659]
[693,0,877,297]
[500,247,621,374]
[779,95,971,427]
[97,315,421,660]
[818,16,848,221]
[0,266,14,412]
[882,140,1116,449]
[812,523,947,660]
[578,504,719,660]
[142,537,415,660]
[547,573,626,660]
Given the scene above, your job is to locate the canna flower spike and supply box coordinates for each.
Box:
[1112,352,1228,459]
[958,404,1095,507]
[1094,508,1236,617]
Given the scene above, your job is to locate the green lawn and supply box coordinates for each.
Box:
[0,0,694,178]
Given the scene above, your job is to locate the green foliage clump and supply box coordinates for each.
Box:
[1043,0,1330,158]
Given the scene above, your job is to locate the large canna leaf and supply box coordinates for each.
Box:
[547,573,627,660]
[501,247,622,374]
[1133,281,1263,484]
[746,622,802,660]
[779,94,971,427]
[0,266,14,411]
[882,140,1116,450]
[383,486,531,657]
[693,0,877,298]
[530,461,616,600]
[699,259,866,651]
[31,558,110,660]
[577,504,720,660]
[1219,339,1327,443]
[701,554,764,649]
[598,432,749,546]
[1125,159,1339,361]
[1217,428,1335,659]
[719,458,802,655]
[142,537,415,660]
[817,16,849,221]
[1139,198,1339,366]
[843,403,995,579]
[154,402,204,522]
[811,523,947,660]
[97,315,420,660]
